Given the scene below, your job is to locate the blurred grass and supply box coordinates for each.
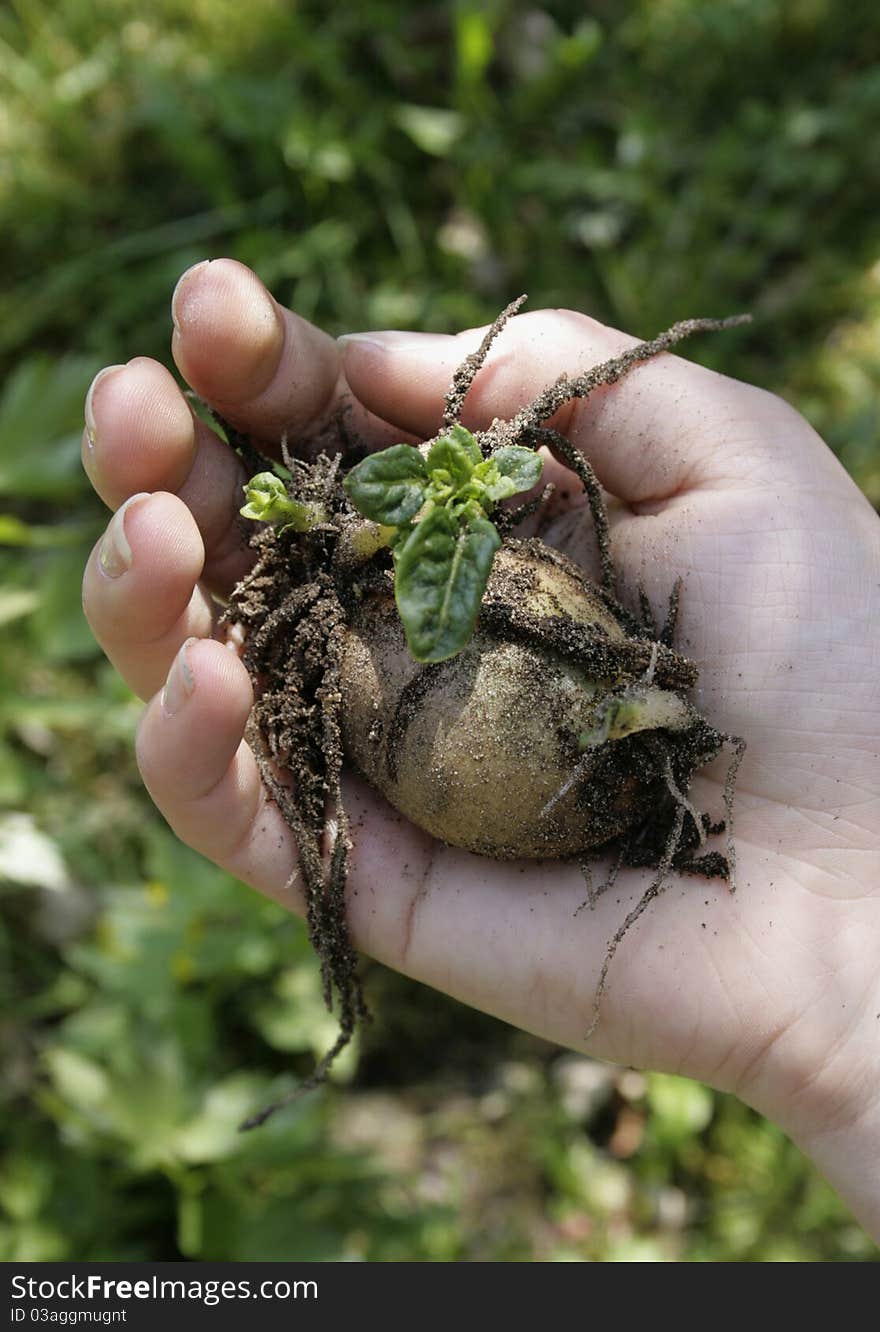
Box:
[1,0,878,1261]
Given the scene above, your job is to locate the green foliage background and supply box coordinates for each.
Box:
[1,0,878,1261]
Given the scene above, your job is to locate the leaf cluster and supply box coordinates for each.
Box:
[343,426,542,661]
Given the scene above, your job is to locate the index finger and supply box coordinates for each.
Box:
[170,258,413,456]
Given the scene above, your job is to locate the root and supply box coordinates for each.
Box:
[721,734,747,893]
[661,578,682,647]
[521,425,615,594]
[540,752,591,821]
[576,861,595,913]
[240,1027,356,1132]
[584,802,687,1044]
[442,294,528,431]
[575,849,624,917]
[224,519,369,1132]
[662,752,706,848]
[637,584,657,637]
[249,583,323,657]
[239,712,367,1131]
[580,727,745,1043]
[496,482,555,537]
[643,641,659,687]
[510,315,750,438]
[479,595,698,692]
[489,314,748,607]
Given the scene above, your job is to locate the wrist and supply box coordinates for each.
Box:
[739,1005,880,1242]
[793,1096,880,1243]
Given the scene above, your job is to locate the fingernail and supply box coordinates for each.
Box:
[171,259,212,333]
[337,330,453,354]
[161,638,198,717]
[99,492,150,578]
[84,364,125,446]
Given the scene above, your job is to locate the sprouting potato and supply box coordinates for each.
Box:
[340,539,708,861]
[227,301,746,1128]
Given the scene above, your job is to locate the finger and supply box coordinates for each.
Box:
[136,638,303,906]
[82,357,252,593]
[82,491,215,701]
[171,258,336,446]
[339,308,821,505]
[170,257,416,458]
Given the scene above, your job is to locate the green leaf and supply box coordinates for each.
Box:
[646,1073,714,1144]
[490,446,544,499]
[0,515,95,548]
[394,104,464,157]
[43,1047,109,1112]
[448,423,483,464]
[0,1156,53,1223]
[343,444,429,525]
[0,588,39,628]
[0,355,97,502]
[32,544,103,663]
[394,507,501,662]
[426,433,476,489]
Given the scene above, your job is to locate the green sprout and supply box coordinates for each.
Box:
[240,472,326,533]
[343,425,543,663]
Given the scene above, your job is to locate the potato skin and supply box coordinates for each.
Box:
[340,541,659,860]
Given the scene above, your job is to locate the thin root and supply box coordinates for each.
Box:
[228,533,368,1132]
[575,860,594,914]
[643,641,659,687]
[661,578,682,647]
[663,753,706,848]
[511,315,751,438]
[574,849,624,917]
[496,482,556,536]
[637,584,657,637]
[442,294,528,430]
[522,425,615,594]
[584,803,687,1044]
[722,734,747,893]
[239,1026,354,1132]
[540,751,591,821]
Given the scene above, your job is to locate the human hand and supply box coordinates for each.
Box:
[82,259,880,1236]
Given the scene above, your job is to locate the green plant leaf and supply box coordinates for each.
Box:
[489,446,544,500]
[426,433,476,489]
[448,423,483,464]
[394,507,501,662]
[32,544,103,663]
[0,356,97,502]
[343,445,429,525]
[394,104,464,156]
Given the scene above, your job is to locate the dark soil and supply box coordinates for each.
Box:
[220,305,746,1128]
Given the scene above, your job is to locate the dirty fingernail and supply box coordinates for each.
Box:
[161,638,198,717]
[84,364,125,446]
[171,259,212,333]
[99,492,150,578]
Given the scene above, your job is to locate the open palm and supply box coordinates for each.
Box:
[82,260,880,1233]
